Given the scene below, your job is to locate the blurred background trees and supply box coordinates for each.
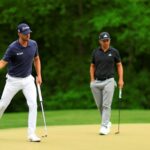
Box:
[0,0,149,111]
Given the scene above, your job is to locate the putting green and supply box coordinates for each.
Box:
[0,124,150,150]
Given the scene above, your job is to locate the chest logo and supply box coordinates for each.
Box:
[16,52,23,55]
[108,53,112,57]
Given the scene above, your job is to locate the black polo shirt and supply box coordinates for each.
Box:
[3,39,39,77]
[91,46,121,80]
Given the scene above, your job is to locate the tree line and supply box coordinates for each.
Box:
[0,0,149,111]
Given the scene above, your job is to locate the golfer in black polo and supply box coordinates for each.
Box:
[90,32,124,135]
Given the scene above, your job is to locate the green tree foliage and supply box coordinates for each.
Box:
[0,0,149,111]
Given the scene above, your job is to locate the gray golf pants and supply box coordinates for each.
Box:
[90,78,115,127]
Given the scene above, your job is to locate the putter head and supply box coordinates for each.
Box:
[42,134,48,138]
[115,131,120,134]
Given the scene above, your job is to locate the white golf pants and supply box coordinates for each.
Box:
[0,74,37,136]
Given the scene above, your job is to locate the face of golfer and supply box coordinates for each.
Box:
[18,32,30,42]
[99,39,110,50]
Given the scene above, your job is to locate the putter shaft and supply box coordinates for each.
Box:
[37,83,48,137]
[115,88,122,134]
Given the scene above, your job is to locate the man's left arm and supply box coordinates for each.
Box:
[34,55,42,85]
[116,62,124,89]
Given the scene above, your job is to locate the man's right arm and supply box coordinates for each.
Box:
[90,63,95,82]
[0,60,8,69]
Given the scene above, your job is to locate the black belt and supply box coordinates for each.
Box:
[96,76,113,81]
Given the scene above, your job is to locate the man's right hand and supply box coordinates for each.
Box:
[0,60,8,69]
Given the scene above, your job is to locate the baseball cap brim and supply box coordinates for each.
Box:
[21,29,32,35]
[100,37,110,40]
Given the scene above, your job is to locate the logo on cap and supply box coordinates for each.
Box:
[103,34,108,38]
[22,26,30,31]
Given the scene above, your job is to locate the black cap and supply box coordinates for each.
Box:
[99,32,110,40]
[17,23,32,35]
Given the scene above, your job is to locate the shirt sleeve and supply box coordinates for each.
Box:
[114,49,121,63]
[34,41,39,57]
[2,46,12,62]
[91,49,96,64]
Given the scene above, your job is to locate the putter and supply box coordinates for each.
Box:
[115,88,122,134]
[37,83,48,137]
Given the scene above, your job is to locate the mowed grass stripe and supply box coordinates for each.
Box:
[0,109,150,129]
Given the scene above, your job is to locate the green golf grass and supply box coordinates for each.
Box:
[0,109,150,129]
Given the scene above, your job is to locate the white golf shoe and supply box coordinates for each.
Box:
[28,134,41,142]
[99,122,112,135]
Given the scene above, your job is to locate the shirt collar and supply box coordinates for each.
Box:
[17,39,32,48]
[99,46,111,53]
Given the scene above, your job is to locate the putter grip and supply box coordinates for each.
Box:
[37,84,43,102]
[119,89,122,99]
